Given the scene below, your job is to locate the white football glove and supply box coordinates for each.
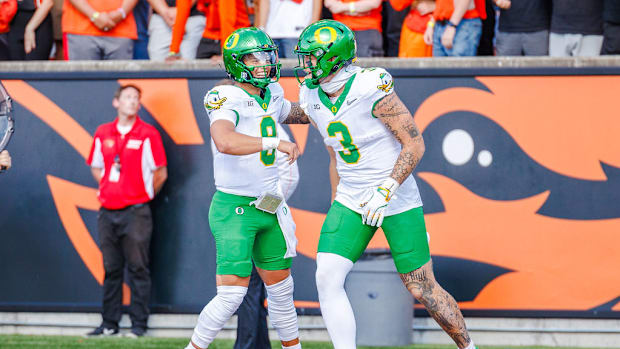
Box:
[359,177,400,227]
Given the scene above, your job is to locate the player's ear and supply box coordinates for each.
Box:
[112,98,119,109]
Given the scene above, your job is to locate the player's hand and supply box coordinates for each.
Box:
[24,26,36,54]
[494,0,511,9]
[93,12,116,32]
[441,25,456,49]
[108,9,124,24]
[277,140,300,165]
[0,150,12,170]
[423,25,434,46]
[359,187,389,227]
[416,1,435,15]
[163,6,177,27]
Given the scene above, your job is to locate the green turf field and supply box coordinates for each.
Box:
[0,335,608,349]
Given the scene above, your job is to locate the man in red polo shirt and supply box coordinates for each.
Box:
[86,84,167,337]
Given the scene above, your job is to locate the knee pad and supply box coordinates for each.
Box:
[265,275,299,342]
[191,285,247,348]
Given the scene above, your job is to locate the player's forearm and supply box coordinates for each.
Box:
[449,0,470,25]
[25,0,53,32]
[311,0,323,22]
[148,0,169,16]
[256,0,270,28]
[390,140,424,184]
[213,132,269,155]
[153,166,168,194]
[349,0,382,13]
[69,0,97,18]
[283,103,310,124]
[120,0,139,15]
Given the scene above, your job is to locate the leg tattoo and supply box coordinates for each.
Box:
[400,261,472,348]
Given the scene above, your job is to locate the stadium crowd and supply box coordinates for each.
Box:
[0,0,618,61]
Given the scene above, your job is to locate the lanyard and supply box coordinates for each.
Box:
[114,127,133,169]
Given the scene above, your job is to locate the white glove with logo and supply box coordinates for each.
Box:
[359,177,400,227]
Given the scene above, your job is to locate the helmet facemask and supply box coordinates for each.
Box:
[294,20,357,86]
[232,49,281,89]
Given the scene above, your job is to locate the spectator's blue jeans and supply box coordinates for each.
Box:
[273,38,298,58]
[433,18,482,57]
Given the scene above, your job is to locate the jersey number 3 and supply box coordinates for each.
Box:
[260,116,277,166]
[327,121,360,164]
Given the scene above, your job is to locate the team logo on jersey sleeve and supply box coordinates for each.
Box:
[377,72,394,93]
[205,90,227,111]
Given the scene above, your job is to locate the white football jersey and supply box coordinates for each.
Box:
[300,66,423,215]
[205,83,291,197]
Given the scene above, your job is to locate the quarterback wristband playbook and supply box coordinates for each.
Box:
[262,137,280,151]
[250,193,284,214]
[378,177,400,201]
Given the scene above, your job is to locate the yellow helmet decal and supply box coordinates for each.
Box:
[224,33,240,50]
[314,26,338,45]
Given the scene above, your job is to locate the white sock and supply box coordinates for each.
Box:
[265,275,300,342]
[315,252,356,349]
[463,341,475,349]
[190,285,247,348]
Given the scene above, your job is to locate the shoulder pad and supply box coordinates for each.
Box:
[357,67,394,95]
[204,85,245,113]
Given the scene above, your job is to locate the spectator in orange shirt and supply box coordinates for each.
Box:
[62,0,138,60]
[390,0,434,57]
[325,0,384,57]
[169,0,250,60]
[424,0,486,56]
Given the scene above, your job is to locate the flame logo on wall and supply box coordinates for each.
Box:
[3,76,620,312]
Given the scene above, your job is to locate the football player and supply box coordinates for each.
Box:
[289,19,477,349]
[185,27,303,349]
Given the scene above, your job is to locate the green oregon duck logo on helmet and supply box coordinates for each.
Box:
[223,28,281,89]
[294,20,357,85]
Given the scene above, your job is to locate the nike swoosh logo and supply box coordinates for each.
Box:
[346,98,357,106]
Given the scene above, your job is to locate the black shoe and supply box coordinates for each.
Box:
[86,326,119,337]
[125,327,146,338]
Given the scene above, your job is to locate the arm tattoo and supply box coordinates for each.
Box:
[373,93,409,118]
[404,121,420,139]
[391,146,422,183]
[283,102,310,124]
[374,92,424,183]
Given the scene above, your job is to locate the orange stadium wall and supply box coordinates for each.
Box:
[1,66,619,318]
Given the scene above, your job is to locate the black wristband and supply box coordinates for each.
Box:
[448,21,458,28]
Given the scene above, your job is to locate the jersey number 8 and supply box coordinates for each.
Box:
[260,116,277,166]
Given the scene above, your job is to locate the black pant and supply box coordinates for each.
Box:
[354,29,384,57]
[196,37,221,59]
[601,21,620,54]
[477,0,496,56]
[234,266,271,349]
[8,11,53,60]
[382,1,409,57]
[98,204,153,331]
